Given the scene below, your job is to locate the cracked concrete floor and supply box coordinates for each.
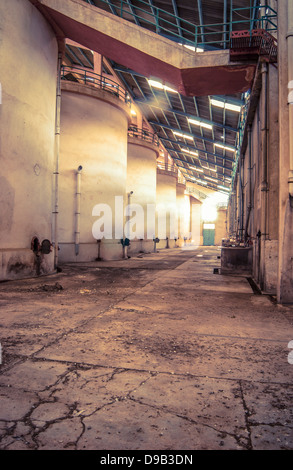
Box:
[0,246,293,450]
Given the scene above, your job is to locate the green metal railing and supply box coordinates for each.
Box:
[128,126,159,145]
[61,65,131,103]
[232,5,277,33]
[84,0,277,50]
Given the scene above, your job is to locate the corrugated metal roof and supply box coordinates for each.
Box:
[69,0,265,193]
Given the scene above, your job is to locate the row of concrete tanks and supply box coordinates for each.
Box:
[0,0,193,281]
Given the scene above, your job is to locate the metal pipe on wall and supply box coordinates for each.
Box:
[75,165,83,256]
[241,154,245,240]
[245,125,252,241]
[261,61,269,240]
[259,60,269,289]
[237,161,241,238]
[53,52,62,269]
[288,0,293,201]
[237,157,244,240]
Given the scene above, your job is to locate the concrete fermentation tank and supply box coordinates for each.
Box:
[58,70,131,261]
[126,128,159,254]
[156,162,178,249]
[176,179,190,246]
[0,0,58,280]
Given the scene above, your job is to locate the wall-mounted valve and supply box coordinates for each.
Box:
[31,237,52,255]
[41,239,52,254]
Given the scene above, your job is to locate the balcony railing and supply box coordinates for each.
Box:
[157,162,178,174]
[185,186,208,201]
[128,126,159,146]
[61,65,131,104]
[83,0,277,51]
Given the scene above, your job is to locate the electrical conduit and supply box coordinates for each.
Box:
[288,0,293,201]
[53,52,62,269]
[75,166,82,256]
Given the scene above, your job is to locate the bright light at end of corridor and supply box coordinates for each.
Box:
[201,202,217,222]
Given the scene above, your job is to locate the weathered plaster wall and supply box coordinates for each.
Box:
[239,60,279,294]
[0,0,57,280]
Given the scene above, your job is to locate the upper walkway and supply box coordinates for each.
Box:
[30,0,262,96]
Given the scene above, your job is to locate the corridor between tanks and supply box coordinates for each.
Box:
[0,246,293,451]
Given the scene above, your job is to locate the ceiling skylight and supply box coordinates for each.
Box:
[189,165,204,172]
[148,79,177,93]
[214,143,236,152]
[210,98,242,113]
[180,147,199,156]
[173,131,194,141]
[188,118,213,130]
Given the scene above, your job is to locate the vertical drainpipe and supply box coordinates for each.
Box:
[245,125,252,241]
[288,1,293,203]
[53,52,62,269]
[240,153,245,240]
[237,159,242,239]
[260,61,269,288]
[75,166,82,256]
[261,62,268,238]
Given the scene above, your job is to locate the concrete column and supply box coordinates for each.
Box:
[240,59,279,294]
[126,137,159,254]
[190,196,202,247]
[58,81,131,261]
[263,62,279,294]
[215,209,228,245]
[156,168,178,249]
[0,0,58,280]
[176,182,189,246]
[278,0,293,303]
[93,52,102,76]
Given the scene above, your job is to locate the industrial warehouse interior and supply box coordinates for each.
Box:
[0,0,293,452]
